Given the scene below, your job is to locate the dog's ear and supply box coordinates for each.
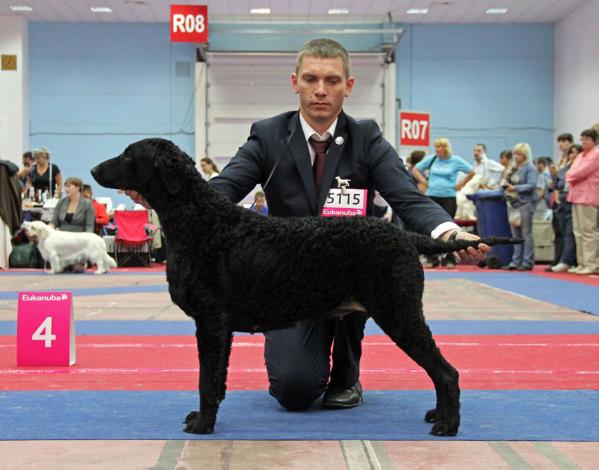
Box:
[35,223,50,239]
[154,141,195,196]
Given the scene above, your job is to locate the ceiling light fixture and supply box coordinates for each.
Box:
[328,8,349,15]
[486,8,508,14]
[10,5,33,11]
[250,8,271,15]
[406,8,429,15]
[90,7,113,13]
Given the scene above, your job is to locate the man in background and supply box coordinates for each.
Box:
[473,143,504,189]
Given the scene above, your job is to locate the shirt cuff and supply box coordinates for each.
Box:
[431,222,461,239]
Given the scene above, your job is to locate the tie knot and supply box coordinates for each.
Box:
[309,136,333,154]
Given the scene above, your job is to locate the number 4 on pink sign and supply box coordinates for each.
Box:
[31,317,56,348]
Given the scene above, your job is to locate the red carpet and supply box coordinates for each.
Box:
[1,334,597,391]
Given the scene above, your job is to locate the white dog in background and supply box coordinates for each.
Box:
[23,221,116,274]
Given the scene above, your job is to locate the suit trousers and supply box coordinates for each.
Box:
[572,203,599,271]
[264,312,367,411]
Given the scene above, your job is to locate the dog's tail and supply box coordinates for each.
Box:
[105,254,117,268]
[407,232,522,255]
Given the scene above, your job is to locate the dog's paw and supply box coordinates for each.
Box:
[429,416,460,437]
[184,415,215,435]
[183,411,199,424]
[424,408,437,423]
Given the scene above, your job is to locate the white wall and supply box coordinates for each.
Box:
[555,0,599,142]
[0,16,28,165]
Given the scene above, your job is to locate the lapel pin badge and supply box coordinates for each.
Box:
[335,136,344,145]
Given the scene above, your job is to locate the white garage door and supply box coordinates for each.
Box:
[196,52,389,171]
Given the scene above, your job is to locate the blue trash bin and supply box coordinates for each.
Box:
[467,190,513,268]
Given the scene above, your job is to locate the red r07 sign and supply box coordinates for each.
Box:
[171,5,208,43]
[399,111,430,146]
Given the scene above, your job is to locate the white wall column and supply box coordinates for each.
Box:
[555,1,599,140]
[383,61,396,147]
[0,16,28,165]
[194,60,208,163]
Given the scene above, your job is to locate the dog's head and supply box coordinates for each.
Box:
[91,138,197,199]
[22,221,51,243]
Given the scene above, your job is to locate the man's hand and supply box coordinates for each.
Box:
[503,183,516,192]
[440,229,490,263]
[123,190,152,209]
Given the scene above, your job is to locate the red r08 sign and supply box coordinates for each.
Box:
[171,5,208,43]
[399,111,430,146]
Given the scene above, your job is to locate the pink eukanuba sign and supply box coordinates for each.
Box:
[17,291,75,366]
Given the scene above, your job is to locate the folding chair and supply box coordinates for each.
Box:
[113,210,155,267]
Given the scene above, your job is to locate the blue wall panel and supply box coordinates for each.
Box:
[28,22,554,204]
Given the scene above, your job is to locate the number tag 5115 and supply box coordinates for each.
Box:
[321,188,367,217]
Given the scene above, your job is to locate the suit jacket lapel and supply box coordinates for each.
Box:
[316,114,349,211]
[284,114,318,214]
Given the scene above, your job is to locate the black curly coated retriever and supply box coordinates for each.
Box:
[91,138,520,437]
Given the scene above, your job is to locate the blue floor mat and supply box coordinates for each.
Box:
[426,272,599,315]
[0,390,597,441]
[2,320,599,336]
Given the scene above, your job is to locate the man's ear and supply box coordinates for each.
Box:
[291,73,299,94]
[344,76,355,98]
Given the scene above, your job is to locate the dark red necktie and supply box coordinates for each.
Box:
[309,136,333,193]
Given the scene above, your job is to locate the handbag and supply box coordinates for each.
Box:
[9,242,44,268]
[41,198,58,223]
[507,205,521,227]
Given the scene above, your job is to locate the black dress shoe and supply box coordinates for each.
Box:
[501,264,517,270]
[517,265,533,271]
[322,381,363,409]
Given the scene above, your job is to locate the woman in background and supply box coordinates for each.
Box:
[28,148,62,199]
[502,143,537,271]
[200,157,220,180]
[49,177,95,273]
[549,144,581,272]
[412,138,475,268]
[51,176,95,233]
[566,129,599,275]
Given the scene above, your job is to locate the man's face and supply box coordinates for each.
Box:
[558,140,571,152]
[82,189,92,200]
[580,135,595,151]
[473,145,484,162]
[23,157,32,168]
[291,55,354,129]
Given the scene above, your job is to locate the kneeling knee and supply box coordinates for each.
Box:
[270,376,325,411]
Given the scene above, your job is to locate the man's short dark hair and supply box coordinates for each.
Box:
[82,184,92,193]
[581,129,597,143]
[408,150,425,166]
[476,143,487,152]
[557,133,573,143]
[499,150,512,161]
[296,38,351,78]
[22,151,33,161]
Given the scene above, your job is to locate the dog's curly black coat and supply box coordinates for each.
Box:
[92,138,520,437]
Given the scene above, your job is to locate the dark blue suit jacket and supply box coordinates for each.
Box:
[210,110,452,235]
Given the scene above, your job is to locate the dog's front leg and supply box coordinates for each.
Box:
[48,253,62,274]
[184,323,233,435]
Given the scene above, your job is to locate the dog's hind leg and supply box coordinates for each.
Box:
[371,308,460,436]
[184,321,233,435]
